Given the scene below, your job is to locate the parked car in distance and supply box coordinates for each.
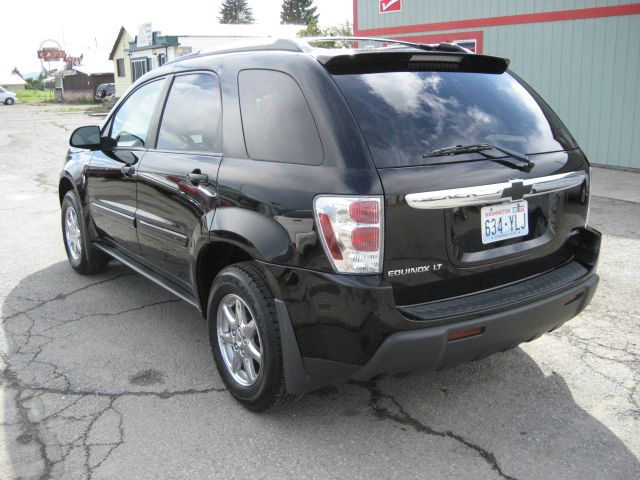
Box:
[95,83,115,100]
[59,37,601,411]
[0,86,17,105]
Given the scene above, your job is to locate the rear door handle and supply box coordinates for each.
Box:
[121,165,135,176]
[188,172,209,186]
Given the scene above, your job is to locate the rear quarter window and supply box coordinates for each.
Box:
[238,69,324,165]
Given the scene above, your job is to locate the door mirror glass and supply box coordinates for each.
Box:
[70,125,102,150]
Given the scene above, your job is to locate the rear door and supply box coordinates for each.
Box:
[135,72,223,290]
[332,58,590,306]
[87,77,166,254]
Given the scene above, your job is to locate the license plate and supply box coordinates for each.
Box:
[481,201,529,244]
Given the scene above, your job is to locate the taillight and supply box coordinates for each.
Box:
[313,196,384,274]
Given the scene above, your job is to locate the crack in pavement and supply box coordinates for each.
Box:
[551,326,640,420]
[39,298,183,334]
[1,272,222,479]
[1,362,226,479]
[2,368,58,479]
[352,380,519,480]
[1,272,134,323]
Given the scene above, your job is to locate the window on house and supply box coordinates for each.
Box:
[454,39,477,53]
[158,54,167,67]
[116,58,125,77]
[131,58,149,82]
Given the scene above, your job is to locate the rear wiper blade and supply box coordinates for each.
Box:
[423,143,534,170]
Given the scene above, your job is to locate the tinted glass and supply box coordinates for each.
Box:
[116,59,125,77]
[157,73,222,153]
[111,79,164,148]
[333,71,576,168]
[238,69,323,165]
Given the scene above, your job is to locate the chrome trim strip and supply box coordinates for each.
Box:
[138,220,188,242]
[405,171,587,209]
[91,202,135,221]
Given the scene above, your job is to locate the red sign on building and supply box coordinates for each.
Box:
[379,0,402,14]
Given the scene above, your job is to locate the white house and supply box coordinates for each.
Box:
[109,23,304,98]
[0,73,27,92]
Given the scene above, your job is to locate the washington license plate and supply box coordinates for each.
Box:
[481,201,529,244]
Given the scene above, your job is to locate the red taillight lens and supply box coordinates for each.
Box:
[314,196,383,273]
[318,213,343,260]
[351,227,379,252]
[349,200,380,224]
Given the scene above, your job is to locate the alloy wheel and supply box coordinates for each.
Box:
[64,207,82,262]
[216,293,263,387]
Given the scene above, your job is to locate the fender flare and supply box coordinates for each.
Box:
[207,207,293,264]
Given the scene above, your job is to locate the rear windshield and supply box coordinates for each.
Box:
[333,71,576,168]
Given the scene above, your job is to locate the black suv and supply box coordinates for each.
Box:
[95,83,115,100]
[60,38,600,410]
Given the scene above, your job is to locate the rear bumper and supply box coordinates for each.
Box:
[275,271,598,394]
[352,272,598,381]
[264,227,601,394]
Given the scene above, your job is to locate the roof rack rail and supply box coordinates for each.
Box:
[165,36,472,66]
[165,38,307,65]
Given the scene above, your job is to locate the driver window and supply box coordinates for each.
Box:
[111,79,164,148]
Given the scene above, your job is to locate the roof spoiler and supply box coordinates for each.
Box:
[321,50,510,75]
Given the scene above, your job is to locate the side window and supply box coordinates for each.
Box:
[238,69,323,165]
[111,79,164,148]
[157,73,222,153]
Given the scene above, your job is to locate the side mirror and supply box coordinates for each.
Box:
[70,125,105,150]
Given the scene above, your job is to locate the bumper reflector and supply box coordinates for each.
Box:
[447,327,484,341]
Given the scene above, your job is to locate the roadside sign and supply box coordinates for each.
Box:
[64,55,83,64]
[37,48,66,60]
[137,22,153,48]
[379,0,402,13]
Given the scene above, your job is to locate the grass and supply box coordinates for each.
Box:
[16,89,57,103]
[16,89,111,113]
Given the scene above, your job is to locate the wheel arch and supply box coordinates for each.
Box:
[58,175,76,205]
[195,240,283,316]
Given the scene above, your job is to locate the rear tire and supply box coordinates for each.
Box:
[207,262,292,411]
[61,191,110,274]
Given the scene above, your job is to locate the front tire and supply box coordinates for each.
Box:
[207,262,291,411]
[5,98,15,105]
[61,191,109,274]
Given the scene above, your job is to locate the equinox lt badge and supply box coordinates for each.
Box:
[388,264,444,277]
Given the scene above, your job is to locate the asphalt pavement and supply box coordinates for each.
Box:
[0,103,638,479]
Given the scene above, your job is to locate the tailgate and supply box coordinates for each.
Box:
[378,153,590,305]
[331,62,590,305]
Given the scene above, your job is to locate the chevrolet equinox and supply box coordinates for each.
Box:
[60,38,601,410]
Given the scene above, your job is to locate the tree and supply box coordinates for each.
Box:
[281,0,318,25]
[296,18,322,37]
[322,20,353,37]
[297,20,354,47]
[219,0,254,24]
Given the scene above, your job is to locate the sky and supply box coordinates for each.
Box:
[0,0,353,77]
